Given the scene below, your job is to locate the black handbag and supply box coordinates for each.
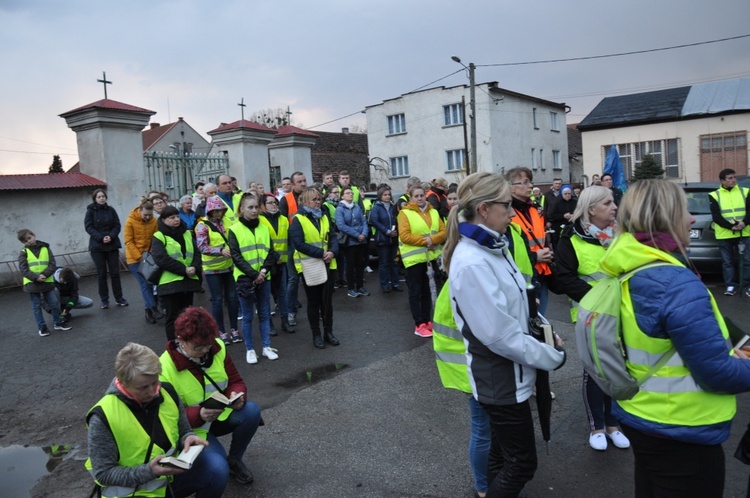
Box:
[137,251,162,285]
[336,231,350,246]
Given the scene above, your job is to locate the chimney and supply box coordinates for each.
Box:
[341,127,349,134]
[150,122,161,129]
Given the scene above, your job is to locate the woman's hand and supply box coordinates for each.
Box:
[185,266,196,277]
[424,236,433,248]
[357,234,366,242]
[221,248,231,258]
[227,391,245,410]
[103,235,111,244]
[200,407,224,423]
[183,435,208,452]
[536,247,553,263]
[253,270,267,286]
[323,251,334,263]
[149,454,186,476]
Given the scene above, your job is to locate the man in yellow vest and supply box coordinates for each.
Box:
[709,168,750,296]
[216,175,241,227]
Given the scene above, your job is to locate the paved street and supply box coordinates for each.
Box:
[1,268,750,497]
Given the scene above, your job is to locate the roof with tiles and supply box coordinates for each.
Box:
[578,86,690,130]
[142,121,178,151]
[275,125,319,138]
[207,120,276,134]
[0,173,106,191]
[59,99,155,117]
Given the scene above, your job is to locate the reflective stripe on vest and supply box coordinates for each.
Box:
[85,389,180,497]
[508,223,533,284]
[432,284,471,393]
[568,235,608,323]
[197,221,232,271]
[398,209,441,267]
[153,232,199,286]
[710,187,750,239]
[292,214,337,273]
[260,215,289,264]
[511,206,551,275]
[159,339,230,439]
[228,222,272,282]
[22,246,53,285]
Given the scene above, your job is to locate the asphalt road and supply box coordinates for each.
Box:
[2,268,750,497]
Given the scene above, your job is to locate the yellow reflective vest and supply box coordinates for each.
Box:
[229,221,272,282]
[196,220,232,272]
[508,223,533,284]
[710,186,750,239]
[432,284,471,393]
[568,235,607,322]
[292,214,337,274]
[22,246,53,285]
[398,209,441,268]
[153,232,199,286]
[85,388,180,497]
[260,214,290,264]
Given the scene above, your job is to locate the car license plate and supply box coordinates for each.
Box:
[690,229,701,239]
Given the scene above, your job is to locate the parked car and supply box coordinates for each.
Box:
[681,182,721,271]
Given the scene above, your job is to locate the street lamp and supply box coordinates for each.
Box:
[452,56,477,173]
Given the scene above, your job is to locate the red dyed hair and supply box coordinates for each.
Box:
[174,307,219,345]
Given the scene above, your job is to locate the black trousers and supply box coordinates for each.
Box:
[161,292,194,341]
[345,244,368,290]
[621,423,725,498]
[303,270,333,336]
[480,400,537,498]
[405,263,431,326]
[90,250,123,302]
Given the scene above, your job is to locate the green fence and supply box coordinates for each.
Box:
[144,152,230,200]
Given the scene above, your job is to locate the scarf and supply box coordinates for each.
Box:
[238,217,260,231]
[157,217,188,253]
[458,222,508,251]
[584,222,616,247]
[633,232,682,253]
[300,204,323,219]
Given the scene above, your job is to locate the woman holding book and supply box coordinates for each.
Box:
[159,306,262,486]
[85,342,222,497]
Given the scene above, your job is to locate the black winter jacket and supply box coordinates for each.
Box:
[85,202,122,252]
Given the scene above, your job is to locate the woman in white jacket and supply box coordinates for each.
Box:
[442,172,565,497]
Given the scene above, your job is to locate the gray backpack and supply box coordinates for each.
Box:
[576,263,675,400]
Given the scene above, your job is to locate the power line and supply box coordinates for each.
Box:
[306,110,364,130]
[478,34,750,67]
[0,149,78,155]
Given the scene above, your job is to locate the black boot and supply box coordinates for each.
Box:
[281,316,295,333]
[324,332,340,346]
[151,306,165,320]
[313,334,326,349]
[269,318,278,337]
[145,308,157,324]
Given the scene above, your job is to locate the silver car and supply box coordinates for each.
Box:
[682,182,721,270]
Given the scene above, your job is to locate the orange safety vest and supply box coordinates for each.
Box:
[511,205,551,276]
[284,192,299,222]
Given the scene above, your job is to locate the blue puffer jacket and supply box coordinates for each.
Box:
[335,202,368,246]
[369,201,398,246]
[602,233,750,444]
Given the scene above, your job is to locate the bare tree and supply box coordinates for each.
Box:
[249,107,302,129]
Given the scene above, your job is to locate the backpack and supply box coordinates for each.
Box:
[575,262,676,400]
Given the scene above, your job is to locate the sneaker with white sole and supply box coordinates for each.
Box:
[414,323,433,338]
[726,286,737,296]
[219,331,231,345]
[364,266,373,273]
[589,432,608,451]
[230,329,242,343]
[246,350,258,364]
[38,325,50,337]
[262,347,279,360]
[288,313,297,326]
[606,430,631,449]
[54,322,72,331]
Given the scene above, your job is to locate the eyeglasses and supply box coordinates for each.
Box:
[511,179,532,186]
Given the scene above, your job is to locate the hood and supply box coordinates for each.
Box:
[599,232,683,276]
[205,196,227,215]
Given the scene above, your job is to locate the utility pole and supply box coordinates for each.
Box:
[451,56,477,173]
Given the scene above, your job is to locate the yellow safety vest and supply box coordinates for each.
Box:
[22,246,53,285]
[260,215,290,264]
[85,388,180,497]
[228,221,272,282]
[217,195,240,228]
[196,220,232,272]
[153,232,199,286]
[568,235,607,322]
[710,187,750,239]
[292,214,337,273]
[159,339,230,439]
[432,284,471,393]
[398,209,441,268]
[508,223,533,284]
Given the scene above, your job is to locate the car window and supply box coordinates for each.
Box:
[684,191,712,215]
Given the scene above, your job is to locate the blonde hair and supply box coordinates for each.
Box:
[616,179,690,254]
[115,343,161,386]
[571,185,612,226]
[299,187,322,207]
[442,172,510,274]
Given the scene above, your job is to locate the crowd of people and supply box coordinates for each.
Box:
[17,165,750,497]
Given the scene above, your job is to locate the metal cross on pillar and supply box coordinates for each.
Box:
[285,105,293,125]
[238,98,246,121]
[97,71,112,99]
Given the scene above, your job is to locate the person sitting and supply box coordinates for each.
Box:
[159,307,262,485]
[85,342,223,498]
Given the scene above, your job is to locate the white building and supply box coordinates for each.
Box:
[578,77,750,183]
[365,82,569,190]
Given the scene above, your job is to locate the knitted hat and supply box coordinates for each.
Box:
[206,196,227,214]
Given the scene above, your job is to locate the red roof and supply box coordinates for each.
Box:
[142,122,178,151]
[208,120,276,134]
[0,173,107,191]
[60,99,155,118]
[275,125,319,138]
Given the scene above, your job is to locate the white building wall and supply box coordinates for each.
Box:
[581,112,750,183]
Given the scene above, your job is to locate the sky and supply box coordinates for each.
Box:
[1,0,749,174]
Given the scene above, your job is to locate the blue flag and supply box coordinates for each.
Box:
[603,145,627,192]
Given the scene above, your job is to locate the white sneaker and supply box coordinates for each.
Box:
[589,432,607,451]
[262,347,279,360]
[606,430,631,449]
[246,350,258,364]
[365,266,373,273]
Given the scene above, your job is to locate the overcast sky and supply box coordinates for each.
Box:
[1,0,749,174]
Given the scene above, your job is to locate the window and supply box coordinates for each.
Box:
[531,148,537,169]
[699,131,747,181]
[532,108,539,129]
[539,148,545,170]
[446,149,466,171]
[550,112,559,132]
[552,150,561,170]
[387,114,406,135]
[443,103,464,126]
[390,156,409,177]
[603,138,683,180]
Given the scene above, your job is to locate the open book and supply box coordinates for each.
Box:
[199,391,243,410]
[159,444,204,469]
[726,316,750,351]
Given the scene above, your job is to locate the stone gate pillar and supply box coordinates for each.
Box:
[207,120,277,191]
[269,126,318,185]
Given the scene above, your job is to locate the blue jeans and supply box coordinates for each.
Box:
[583,370,617,431]
[30,290,62,330]
[128,263,155,309]
[169,444,229,498]
[377,244,400,289]
[208,399,262,461]
[205,272,239,333]
[718,237,750,289]
[469,396,491,494]
[239,280,271,350]
[285,257,300,311]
